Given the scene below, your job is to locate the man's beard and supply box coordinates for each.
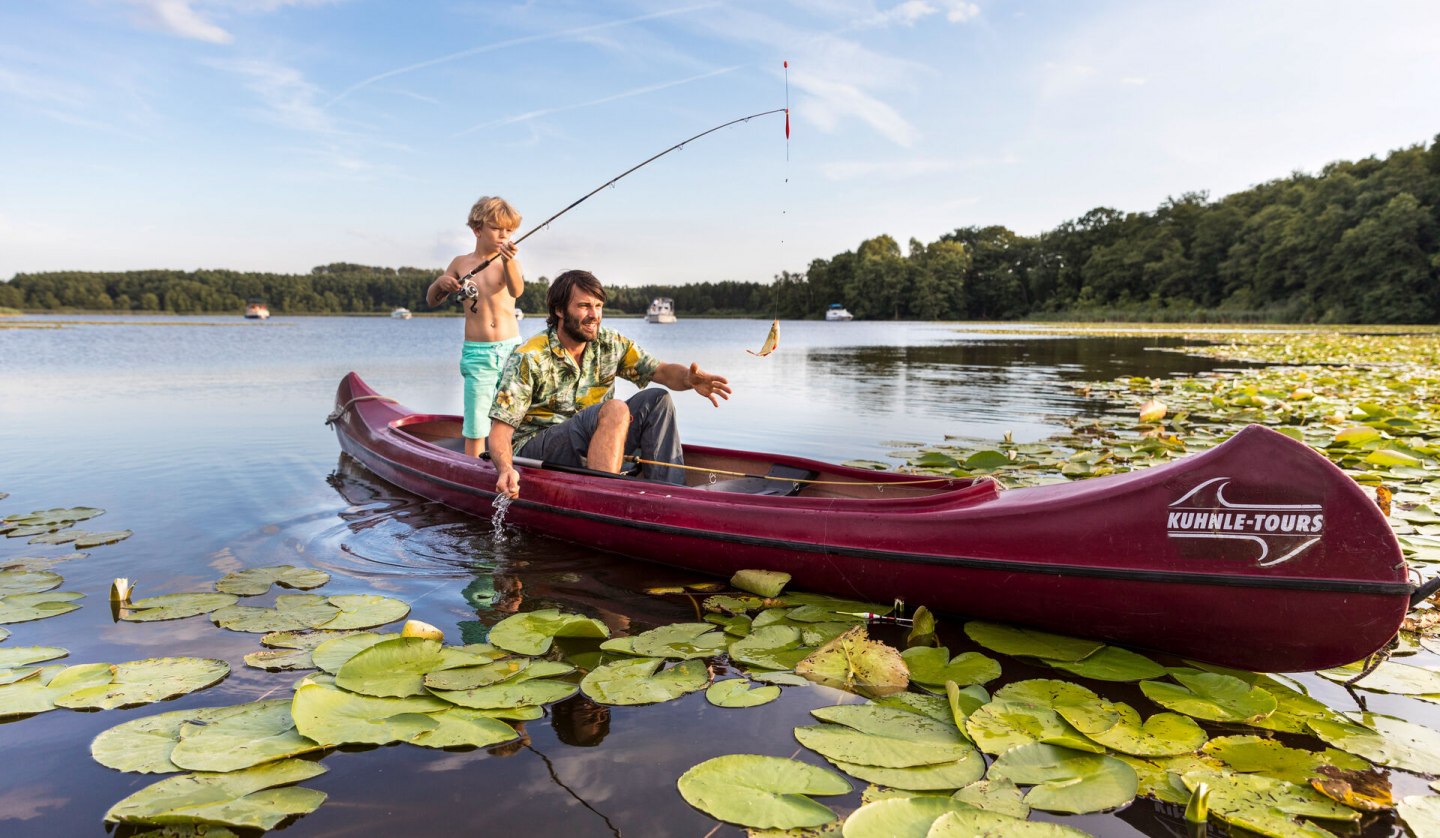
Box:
[561,310,599,343]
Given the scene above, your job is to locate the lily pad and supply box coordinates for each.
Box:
[422,657,534,690]
[1045,646,1167,682]
[104,758,327,830]
[3,506,104,529]
[1057,700,1207,757]
[988,743,1139,814]
[729,624,813,670]
[487,608,609,655]
[838,797,975,838]
[290,682,448,746]
[901,646,1001,689]
[0,569,63,595]
[311,632,396,673]
[795,625,909,697]
[705,679,781,708]
[92,704,249,773]
[1308,711,1440,775]
[211,594,408,633]
[1180,770,1359,836]
[580,657,708,705]
[676,754,849,830]
[73,530,132,548]
[927,808,1089,837]
[169,699,324,772]
[1321,660,1440,696]
[408,706,521,749]
[215,565,331,596]
[334,637,452,697]
[429,677,579,710]
[829,750,984,792]
[952,776,1030,819]
[0,662,113,719]
[1398,795,1440,838]
[243,630,368,672]
[55,657,230,710]
[0,590,83,623]
[796,705,976,769]
[626,622,727,660]
[121,593,239,623]
[964,621,1103,661]
[0,645,67,668]
[1202,735,1371,785]
[1140,670,1277,723]
[731,569,791,597]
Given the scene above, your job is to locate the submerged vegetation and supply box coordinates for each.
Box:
[5,136,1440,322]
[3,326,1440,835]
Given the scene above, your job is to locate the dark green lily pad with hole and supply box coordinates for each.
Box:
[0,645,67,669]
[795,625,909,697]
[215,565,331,596]
[989,743,1138,814]
[0,569,63,595]
[290,682,448,746]
[1141,670,1277,723]
[1180,770,1359,836]
[676,754,849,830]
[121,593,239,623]
[964,621,1104,661]
[1057,700,1207,757]
[901,646,1001,689]
[580,657,707,705]
[487,608,609,655]
[705,678,780,708]
[55,656,229,710]
[169,699,324,772]
[0,590,83,623]
[104,758,327,830]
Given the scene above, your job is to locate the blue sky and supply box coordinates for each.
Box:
[3,1,1439,287]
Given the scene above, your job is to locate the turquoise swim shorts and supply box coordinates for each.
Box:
[460,337,522,439]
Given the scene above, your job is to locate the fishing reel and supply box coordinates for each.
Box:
[450,279,481,312]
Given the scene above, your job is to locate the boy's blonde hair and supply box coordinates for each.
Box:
[468,196,521,231]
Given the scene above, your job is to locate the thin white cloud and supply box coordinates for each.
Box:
[214,58,335,134]
[792,72,917,147]
[123,0,233,44]
[454,66,742,138]
[325,4,719,108]
[863,0,980,28]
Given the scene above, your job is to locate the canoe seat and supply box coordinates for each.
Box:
[696,464,817,497]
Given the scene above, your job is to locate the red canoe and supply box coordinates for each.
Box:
[330,372,1430,672]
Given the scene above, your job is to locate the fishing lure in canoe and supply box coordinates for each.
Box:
[454,107,790,302]
[747,319,779,357]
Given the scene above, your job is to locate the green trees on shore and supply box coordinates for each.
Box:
[5,136,1438,323]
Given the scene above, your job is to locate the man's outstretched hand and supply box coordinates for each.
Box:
[688,363,732,407]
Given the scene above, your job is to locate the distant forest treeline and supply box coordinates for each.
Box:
[5,135,1439,323]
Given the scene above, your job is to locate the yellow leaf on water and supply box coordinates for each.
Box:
[1139,399,1167,424]
[1310,766,1393,813]
[1335,426,1381,445]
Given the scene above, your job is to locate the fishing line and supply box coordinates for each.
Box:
[454,107,789,301]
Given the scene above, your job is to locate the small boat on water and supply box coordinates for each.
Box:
[329,372,1433,671]
[391,307,412,320]
[515,308,525,321]
[825,303,853,321]
[244,299,270,320]
[646,297,677,324]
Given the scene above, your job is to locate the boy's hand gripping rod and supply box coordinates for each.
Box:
[451,107,788,302]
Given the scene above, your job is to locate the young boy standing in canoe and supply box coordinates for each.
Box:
[426,196,526,457]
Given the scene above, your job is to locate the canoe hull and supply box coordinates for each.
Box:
[330,372,1412,672]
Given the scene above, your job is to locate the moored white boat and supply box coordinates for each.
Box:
[244,300,270,320]
[825,303,853,321]
[391,307,412,320]
[646,297,677,324]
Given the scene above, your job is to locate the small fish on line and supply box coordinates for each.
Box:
[747,319,779,356]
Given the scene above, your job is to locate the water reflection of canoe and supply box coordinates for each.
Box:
[329,371,1428,672]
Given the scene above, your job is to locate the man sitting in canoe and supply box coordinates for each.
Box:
[486,269,731,498]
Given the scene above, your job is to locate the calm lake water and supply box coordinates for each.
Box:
[0,315,1427,836]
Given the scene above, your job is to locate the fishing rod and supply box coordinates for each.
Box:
[453,107,789,302]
